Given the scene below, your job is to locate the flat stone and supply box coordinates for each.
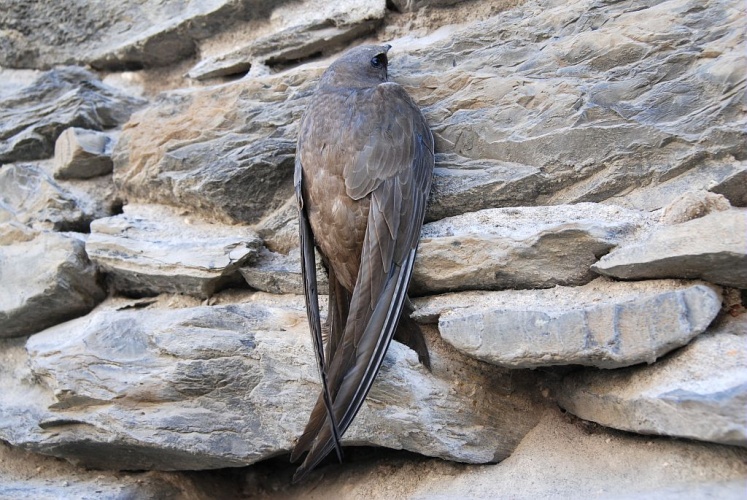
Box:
[412,279,722,369]
[557,314,747,447]
[0,232,105,338]
[0,0,280,71]
[0,163,89,232]
[0,67,144,164]
[187,0,386,80]
[53,127,114,180]
[86,204,262,298]
[239,247,329,295]
[425,154,541,222]
[0,293,542,470]
[411,203,650,295]
[0,346,241,498]
[592,209,747,288]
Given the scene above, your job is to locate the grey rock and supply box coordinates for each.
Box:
[0,405,241,499]
[0,163,88,232]
[239,247,329,295]
[710,164,747,207]
[252,196,300,254]
[0,67,145,164]
[53,128,114,180]
[425,154,541,222]
[412,279,722,369]
[113,76,308,224]
[592,209,747,288]
[86,204,262,298]
[618,159,747,213]
[187,0,386,80]
[0,68,42,100]
[0,231,105,338]
[388,0,465,11]
[0,0,281,70]
[558,314,747,447]
[0,293,542,470]
[56,172,123,226]
[391,0,746,213]
[117,0,744,231]
[412,203,650,295]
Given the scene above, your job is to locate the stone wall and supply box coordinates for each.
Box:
[1,0,745,497]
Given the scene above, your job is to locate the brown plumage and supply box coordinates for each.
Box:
[292,44,434,482]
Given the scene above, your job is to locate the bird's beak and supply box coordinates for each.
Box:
[384,44,392,53]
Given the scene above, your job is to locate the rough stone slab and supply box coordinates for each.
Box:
[187,0,386,80]
[425,154,542,222]
[0,0,277,71]
[86,204,262,298]
[113,76,308,225]
[239,247,329,295]
[411,203,650,295]
[53,127,114,180]
[0,232,105,338]
[0,364,241,500]
[412,279,722,369]
[557,314,747,447]
[592,209,747,288]
[0,294,542,470]
[0,67,145,163]
[391,0,746,213]
[389,0,464,12]
[710,164,747,207]
[0,163,89,232]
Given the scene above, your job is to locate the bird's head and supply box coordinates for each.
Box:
[319,44,391,90]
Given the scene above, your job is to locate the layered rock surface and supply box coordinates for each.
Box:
[86,204,262,298]
[413,279,722,369]
[0,232,104,338]
[412,203,649,294]
[113,0,746,229]
[593,209,747,288]
[0,0,745,496]
[53,127,114,180]
[0,293,542,470]
[0,67,144,164]
[187,1,387,80]
[558,314,747,447]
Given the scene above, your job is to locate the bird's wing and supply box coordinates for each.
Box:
[293,82,434,481]
[294,151,344,464]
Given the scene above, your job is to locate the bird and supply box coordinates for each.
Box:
[291,44,435,482]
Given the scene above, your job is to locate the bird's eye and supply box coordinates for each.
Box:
[370,54,387,68]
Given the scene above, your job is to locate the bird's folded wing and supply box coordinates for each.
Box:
[294,156,344,463]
